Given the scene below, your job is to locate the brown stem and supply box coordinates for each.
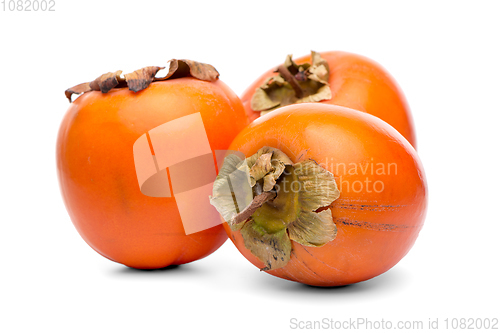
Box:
[65,59,219,102]
[230,191,276,226]
[276,65,304,99]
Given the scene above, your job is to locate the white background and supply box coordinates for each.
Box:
[1,1,499,332]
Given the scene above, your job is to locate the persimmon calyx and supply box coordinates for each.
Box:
[250,51,332,116]
[210,147,340,271]
[65,59,219,102]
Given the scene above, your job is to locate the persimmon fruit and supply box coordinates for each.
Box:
[211,103,427,286]
[242,51,417,148]
[57,60,249,269]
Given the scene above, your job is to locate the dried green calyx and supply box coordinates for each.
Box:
[210,147,340,271]
[65,59,219,102]
[251,51,332,116]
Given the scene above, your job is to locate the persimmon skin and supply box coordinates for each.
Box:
[241,51,417,148]
[57,78,249,269]
[224,103,427,286]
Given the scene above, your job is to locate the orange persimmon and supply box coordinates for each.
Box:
[212,103,427,286]
[242,51,417,148]
[57,60,249,269]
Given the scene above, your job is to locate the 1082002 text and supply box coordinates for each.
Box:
[1,0,55,11]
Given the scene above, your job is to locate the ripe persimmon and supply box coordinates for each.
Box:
[57,60,249,269]
[211,103,427,286]
[242,51,417,148]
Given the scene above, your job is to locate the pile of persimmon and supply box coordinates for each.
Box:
[57,51,427,287]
